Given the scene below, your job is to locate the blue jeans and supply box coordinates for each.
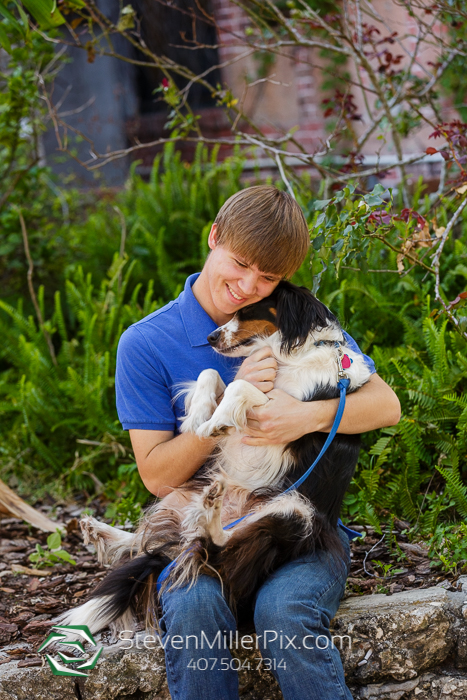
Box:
[159,527,353,700]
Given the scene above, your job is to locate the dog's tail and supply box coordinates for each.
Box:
[55,547,175,636]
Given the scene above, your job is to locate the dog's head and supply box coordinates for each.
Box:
[207,281,339,356]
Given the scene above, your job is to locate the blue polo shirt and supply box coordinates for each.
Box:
[116,272,375,540]
[116,272,375,432]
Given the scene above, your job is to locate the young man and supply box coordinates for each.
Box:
[116,185,400,700]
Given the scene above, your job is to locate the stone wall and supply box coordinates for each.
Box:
[1,584,467,699]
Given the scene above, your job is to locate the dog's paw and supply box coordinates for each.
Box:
[79,515,102,546]
[203,478,227,511]
[180,414,200,434]
[180,397,220,434]
[196,418,231,439]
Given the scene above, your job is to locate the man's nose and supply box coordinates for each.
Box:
[238,273,257,296]
[207,329,221,346]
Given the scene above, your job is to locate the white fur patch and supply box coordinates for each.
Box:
[179,369,226,434]
[54,596,137,637]
[219,317,239,346]
[196,379,268,438]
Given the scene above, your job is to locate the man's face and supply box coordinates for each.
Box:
[206,225,282,316]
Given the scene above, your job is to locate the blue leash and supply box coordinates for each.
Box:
[157,376,351,592]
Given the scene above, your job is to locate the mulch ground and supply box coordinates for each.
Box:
[0,499,461,669]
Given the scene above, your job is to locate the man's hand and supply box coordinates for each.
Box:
[241,374,401,446]
[242,389,311,445]
[235,347,277,393]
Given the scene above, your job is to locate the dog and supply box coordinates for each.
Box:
[56,281,371,636]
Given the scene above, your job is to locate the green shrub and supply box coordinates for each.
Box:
[0,254,157,499]
[342,311,467,542]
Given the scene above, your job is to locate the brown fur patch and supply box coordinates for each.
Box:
[218,319,277,350]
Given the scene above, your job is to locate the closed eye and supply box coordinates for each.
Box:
[234,258,278,283]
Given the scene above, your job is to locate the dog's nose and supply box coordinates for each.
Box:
[207,330,221,345]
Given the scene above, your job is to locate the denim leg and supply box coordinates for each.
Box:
[159,575,239,700]
[254,527,353,700]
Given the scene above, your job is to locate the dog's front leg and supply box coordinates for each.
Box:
[180,369,226,434]
[196,379,268,438]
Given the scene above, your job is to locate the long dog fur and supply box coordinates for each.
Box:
[56,281,371,635]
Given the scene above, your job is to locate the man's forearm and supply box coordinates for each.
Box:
[131,431,219,498]
[306,373,401,434]
[241,373,401,446]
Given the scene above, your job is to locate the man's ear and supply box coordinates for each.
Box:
[208,223,218,250]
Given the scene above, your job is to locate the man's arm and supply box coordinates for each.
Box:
[242,373,401,446]
[130,348,278,498]
[130,430,219,499]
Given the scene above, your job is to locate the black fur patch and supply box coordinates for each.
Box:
[273,281,337,354]
[232,281,337,354]
[284,379,361,528]
[86,547,175,623]
[209,510,345,606]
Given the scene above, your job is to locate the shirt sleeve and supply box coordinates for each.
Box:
[342,331,376,374]
[116,325,177,431]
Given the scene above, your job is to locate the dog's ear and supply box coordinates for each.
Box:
[273,281,337,353]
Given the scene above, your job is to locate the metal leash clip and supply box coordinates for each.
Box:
[335,344,350,382]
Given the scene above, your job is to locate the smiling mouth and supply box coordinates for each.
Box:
[226,283,245,302]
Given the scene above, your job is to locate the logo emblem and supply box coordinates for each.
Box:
[38,625,103,677]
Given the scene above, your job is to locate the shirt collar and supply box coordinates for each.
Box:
[179,272,218,347]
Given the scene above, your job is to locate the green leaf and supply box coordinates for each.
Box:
[0,1,24,34]
[312,233,325,250]
[0,21,12,52]
[52,549,76,564]
[365,194,384,207]
[20,0,66,28]
[14,0,31,29]
[312,198,332,212]
[331,238,345,252]
[117,4,135,31]
[47,531,61,549]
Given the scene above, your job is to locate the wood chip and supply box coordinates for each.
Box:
[17,658,44,668]
[66,518,80,533]
[22,619,53,634]
[11,564,52,577]
[28,578,40,592]
[397,542,429,556]
[10,612,35,627]
[73,589,87,598]
[0,623,18,633]
[34,597,62,612]
[38,575,66,590]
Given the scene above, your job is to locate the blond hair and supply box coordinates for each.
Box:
[214,186,310,279]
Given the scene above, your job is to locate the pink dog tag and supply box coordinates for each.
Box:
[342,354,351,369]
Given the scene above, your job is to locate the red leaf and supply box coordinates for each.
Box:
[426,147,438,155]
[368,209,392,225]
